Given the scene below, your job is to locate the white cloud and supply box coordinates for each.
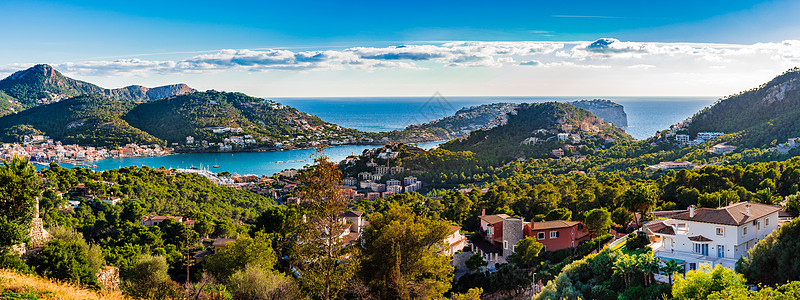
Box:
[628,64,656,69]
[1,39,798,82]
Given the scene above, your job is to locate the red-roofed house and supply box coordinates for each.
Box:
[524,220,591,251]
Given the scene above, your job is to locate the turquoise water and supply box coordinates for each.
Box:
[55,141,444,176]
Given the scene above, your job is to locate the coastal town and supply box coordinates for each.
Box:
[0,134,169,166]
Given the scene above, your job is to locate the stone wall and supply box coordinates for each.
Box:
[502,218,524,257]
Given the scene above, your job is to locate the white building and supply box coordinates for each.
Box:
[386,179,401,186]
[403,176,417,186]
[343,177,357,186]
[386,185,403,194]
[675,134,690,145]
[557,133,569,142]
[442,225,467,255]
[646,202,781,271]
[697,132,725,140]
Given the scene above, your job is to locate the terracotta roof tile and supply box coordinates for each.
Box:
[530,220,581,230]
[672,202,780,226]
[479,214,510,224]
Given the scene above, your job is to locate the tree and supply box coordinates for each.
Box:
[450,288,483,300]
[544,208,572,221]
[584,208,612,238]
[30,237,103,288]
[254,205,299,235]
[672,265,747,300]
[203,232,277,283]
[293,149,357,300]
[465,253,488,272]
[736,218,800,285]
[227,264,301,300]
[121,254,183,299]
[361,205,454,299]
[622,183,658,227]
[509,237,543,268]
[118,198,146,224]
[0,156,40,247]
[611,207,634,226]
[660,259,685,285]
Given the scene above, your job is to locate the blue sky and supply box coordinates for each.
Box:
[1,0,799,97]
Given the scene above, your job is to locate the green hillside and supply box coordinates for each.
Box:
[0,64,103,107]
[0,90,22,116]
[0,94,162,147]
[440,102,631,162]
[688,68,800,148]
[123,90,357,145]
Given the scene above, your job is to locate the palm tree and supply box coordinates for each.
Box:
[637,252,660,286]
[613,255,637,288]
[660,259,685,285]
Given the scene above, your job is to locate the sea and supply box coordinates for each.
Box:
[55,96,716,176]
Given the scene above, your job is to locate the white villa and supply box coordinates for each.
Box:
[645,202,781,271]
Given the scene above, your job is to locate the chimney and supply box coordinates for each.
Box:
[745,204,751,217]
[689,205,695,218]
[481,208,486,216]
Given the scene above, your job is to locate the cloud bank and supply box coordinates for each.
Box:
[3,38,799,78]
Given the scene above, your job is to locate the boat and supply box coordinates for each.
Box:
[190,166,199,170]
[212,165,220,168]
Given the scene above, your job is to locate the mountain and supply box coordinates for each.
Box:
[687,68,800,148]
[0,64,104,107]
[0,94,162,147]
[440,102,631,161]
[0,64,196,108]
[372,103,519,143]
[103,84,197,102]
[123,90,360,146]
[571,99,628,127]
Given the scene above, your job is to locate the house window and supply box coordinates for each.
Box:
[743,226,748,236]
[716,227,724,236]
[550,231,559,239]
[693,243,709,256]
[487,226,494,235]
[537,232,545,240]
[753,220,758,226]
[766,218,769,226]
[689,263,696,271]
[503,240,508,249]
[677,223,687,231]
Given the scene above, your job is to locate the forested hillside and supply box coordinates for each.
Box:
[441,102,630,162]
[0,94,162,147]
[689,68,800,148]
[124,90,358,144]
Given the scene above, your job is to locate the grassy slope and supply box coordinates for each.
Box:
[0,269,130,300]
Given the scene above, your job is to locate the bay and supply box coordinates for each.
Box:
[54,141,445,176]
[50,96,716,176]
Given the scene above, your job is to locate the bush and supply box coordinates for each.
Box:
[0,247,31,274]
[121,254,183,300]
[625,231,649,251]
[575,234,613,257]
[227,264,301,300]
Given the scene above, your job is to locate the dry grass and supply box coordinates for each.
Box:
[0,269,132,300]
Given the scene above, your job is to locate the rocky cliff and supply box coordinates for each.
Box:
[104,83,197,102]
[570,99,628,127]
